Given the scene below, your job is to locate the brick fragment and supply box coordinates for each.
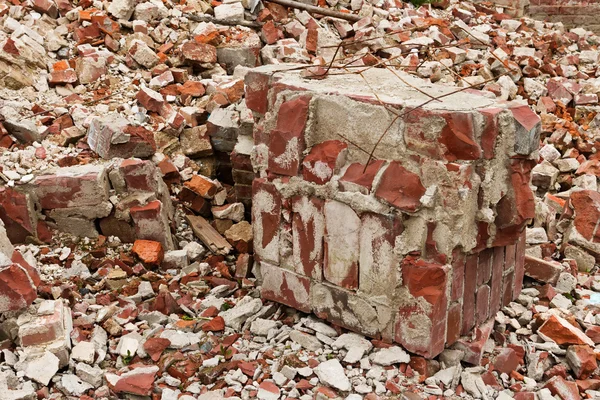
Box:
[292,196,324,280]
[538,315,594,346]
[132,240,164,266]
[566,345,597,379]
[136,87,164,112]
[252,179,281,264]
[184,175,218,199]
[181,42,217,64]
[261,262,311,313]
[543,376,580,400]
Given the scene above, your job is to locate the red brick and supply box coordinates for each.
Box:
[291,196,324,280]
[566,345,597,379]
[235,253,253,278]
[120,159,159,193]
[261,262,311,313]
[136,87,164,113]
[462,254,478,335]
[585,326,600,344]
[184,175,218,199]
[437,112,481,161]
[502,270,515,307]
[494,348,520,374]
[178,80,205,97]
[301,140,348,184]
[0,262,38,312]
[454,319,494,365]
[180,42,217,64]
[49,69,78,86]
[261,20,281,44]
[477,248,493,286]
[514,393,536,400]
[0,187,36,244]
[523,255,562,285]
[489,246,504,315]
[475,284,490,325]
[109,366,159,397]
[244,70,271,114]
[570,190,600,243]
[339,160,385,194]
[12,250,41,287]
[202,316,225,332]
[132,240,164,266]
[18,300,69,347]
[374,161,426,212]
[505,243,516,271]
[493,159,535,247]
[404,109,481,161]
[252,179,281,264]
[479,108,502,159]
[451,249,465,302]
[32,0,58,17]
[446,302,462,346]
[215,79,245,105]
[513,230,526,298]
[33,165,109,209]
[396,257,448,358]
[143,338,170,362]
[538,315,594,346]
[543,376,580,400]
[267,96,311,176]
[130,200,173,250]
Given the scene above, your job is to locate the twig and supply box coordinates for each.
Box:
[265,0,361,22]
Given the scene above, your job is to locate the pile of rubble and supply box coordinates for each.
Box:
[2,0,600,398]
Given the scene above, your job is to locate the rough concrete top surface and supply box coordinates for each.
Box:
[252,64,506,111]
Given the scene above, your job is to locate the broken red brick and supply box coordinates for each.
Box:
[132,240,164,266]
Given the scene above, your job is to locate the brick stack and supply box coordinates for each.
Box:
[529,0,600,33]
[245,65,540,358]
[483,0,600,33]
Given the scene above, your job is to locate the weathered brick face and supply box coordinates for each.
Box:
[248,66,538,358]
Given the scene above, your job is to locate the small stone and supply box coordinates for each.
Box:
[71,341,96,364]
[24,351,60,386]
[250,318,278,336]
[289,330,323,351]
[314,359,351,392]
[555,272,576,294]
[370,346,410,366]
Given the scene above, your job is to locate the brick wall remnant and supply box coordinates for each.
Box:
[246,65,540,359]
[0,159,175,249]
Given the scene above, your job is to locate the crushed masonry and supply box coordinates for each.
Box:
[1,0,600,398]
